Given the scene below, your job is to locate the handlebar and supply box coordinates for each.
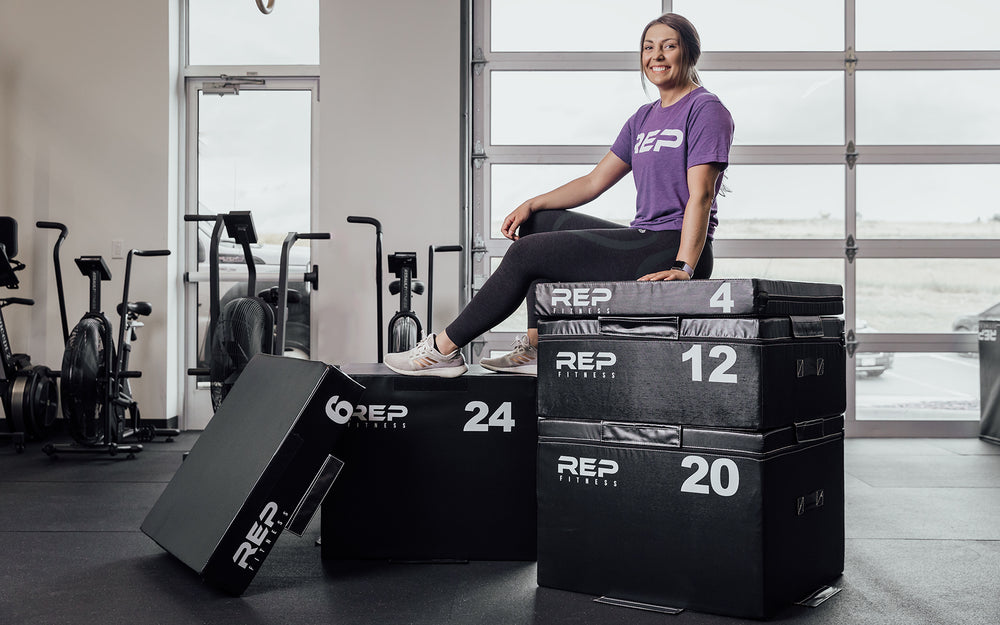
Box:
[347,216,382,231]
[434,245,463,253]
[134,249,172,257]
[0,297,34,307]
[36,221,69,235]
[183,215,217,222]
[297,232,331,240]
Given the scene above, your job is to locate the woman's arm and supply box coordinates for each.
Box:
[638,162,722,281]
[501,151,631,240]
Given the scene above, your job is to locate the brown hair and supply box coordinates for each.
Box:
[640,13,702,87]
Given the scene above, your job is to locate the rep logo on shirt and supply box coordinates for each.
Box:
[634,128,684,154]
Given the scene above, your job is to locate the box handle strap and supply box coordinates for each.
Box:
[601,422,681,447]
[598,316,679,340]
[790,316,825,338]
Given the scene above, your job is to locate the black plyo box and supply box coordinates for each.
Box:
[534,279,844,319]
[141,355,365,595]
[537,316,845,430]
[321,364,537,561]
[536,415,845,619]
[979,319,1000,445]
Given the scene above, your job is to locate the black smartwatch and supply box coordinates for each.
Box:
[670,260,695,278]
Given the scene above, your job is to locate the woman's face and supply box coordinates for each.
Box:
[641,23,688,90]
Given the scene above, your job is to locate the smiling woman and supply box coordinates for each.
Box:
[385,12,734,377]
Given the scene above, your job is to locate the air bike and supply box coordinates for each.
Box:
[37,221,175,458]
[0,218,59,453]
[347,215,461,360]
[185,210,329,411]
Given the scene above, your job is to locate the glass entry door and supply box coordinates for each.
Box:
[184,79,318,430]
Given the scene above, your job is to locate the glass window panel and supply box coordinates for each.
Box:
[857,165,1000,239]
[491,72,651,145]
[703,71,843,145]
[857,0,1000,51]
[717,165,843,238]
[855,352,979,421]
[491,0,661,52]
[857,71,1000,145]
[711,259,844,285]
[198,89,312,275]
[674,0,844,51]
[189,0,319,65]
[490,165,636,237]
[857,259,1000,333]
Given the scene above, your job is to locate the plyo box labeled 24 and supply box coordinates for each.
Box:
[321,364,537,561]
[536,415,845,619]
[537,316,845,430]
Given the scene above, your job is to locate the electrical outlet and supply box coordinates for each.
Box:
[112,239,125,259]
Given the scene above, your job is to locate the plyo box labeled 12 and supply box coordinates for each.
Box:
[321,364,537,561]
[141,355,365,595]
[538,316,845,430]
[536,415,845,619]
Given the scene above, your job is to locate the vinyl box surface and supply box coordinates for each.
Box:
[534,279,843,319]
[979,319,1000,445]
[536,415,845,619]
[321,364,537,561]
[537,316,845,430]
[141,355,365,595]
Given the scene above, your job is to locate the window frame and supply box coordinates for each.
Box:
[469,0,1000,436]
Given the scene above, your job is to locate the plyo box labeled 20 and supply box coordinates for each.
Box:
[536,415,845,619]
[321,364,537,561]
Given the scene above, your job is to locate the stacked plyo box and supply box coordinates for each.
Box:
[533,279,847,619]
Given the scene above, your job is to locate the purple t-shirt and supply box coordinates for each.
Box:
[610,87,734,237]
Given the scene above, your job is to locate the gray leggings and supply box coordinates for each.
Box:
[444,211,714,347]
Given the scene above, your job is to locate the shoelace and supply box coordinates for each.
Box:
[511,335,533,355]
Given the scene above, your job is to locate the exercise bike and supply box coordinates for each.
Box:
[348,215,462,359]
[0,219,59,452]
[39,223,173,458]
[186,211,328,410]
[349,216,427,355]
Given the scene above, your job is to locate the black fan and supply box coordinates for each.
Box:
[209,296,274,411]
[60,316,123,446]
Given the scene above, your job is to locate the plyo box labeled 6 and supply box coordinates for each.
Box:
[537,316,845,430]
[321,364,537,561]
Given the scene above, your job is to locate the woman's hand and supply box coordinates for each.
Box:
[637,269,691,281]
[500,203,534,240]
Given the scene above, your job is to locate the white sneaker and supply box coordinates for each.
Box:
[384,334,468,378]
[480,335,537,375]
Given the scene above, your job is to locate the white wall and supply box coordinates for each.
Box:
[0,0,180,423]
[0,1,461,428]
[317,0,462,367]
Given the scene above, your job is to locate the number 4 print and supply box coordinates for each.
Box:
[709,282,735,313]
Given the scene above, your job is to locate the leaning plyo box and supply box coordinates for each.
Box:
[141,355,364,596]
[537,316,845,430]
[321,364,537,561]
[534,279,844,319]
[536,415,845,619]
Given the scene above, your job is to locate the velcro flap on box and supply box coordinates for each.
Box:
[601,422,681,448]
[598,316,679,340]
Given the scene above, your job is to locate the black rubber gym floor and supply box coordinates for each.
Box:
[1,433,998,625]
